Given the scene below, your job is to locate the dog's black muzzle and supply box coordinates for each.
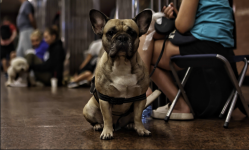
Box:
[116,34,129,52]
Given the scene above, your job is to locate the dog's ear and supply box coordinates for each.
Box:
[133,10,152,37]
[89,9,109,37]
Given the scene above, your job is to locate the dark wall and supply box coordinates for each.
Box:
[0,0,21,27]
[100,0,116,17]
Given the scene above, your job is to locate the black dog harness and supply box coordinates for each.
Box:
[90,76,146,131]
[90,76,146,104]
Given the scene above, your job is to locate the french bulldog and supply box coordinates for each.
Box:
[83,9,159,140]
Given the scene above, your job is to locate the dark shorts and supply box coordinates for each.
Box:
[1,43,15,60]
[77,60,96,75]
[179,40,233,58]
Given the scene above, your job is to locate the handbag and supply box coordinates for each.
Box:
[169,30,197,46]
[154,17,175,35]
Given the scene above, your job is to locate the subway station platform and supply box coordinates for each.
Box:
[1,74,249,149]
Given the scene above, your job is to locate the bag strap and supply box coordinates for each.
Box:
[149,35,168,77]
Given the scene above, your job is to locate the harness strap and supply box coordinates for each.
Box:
[97,91,146,105]
[90,76,146,105]
[149,35,168,77]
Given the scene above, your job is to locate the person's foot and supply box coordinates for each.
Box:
[151,104,169,119]
[172,100,191,113]
[151,103,193,120]
[10,76,28,87]
[78,80,90,87]
[68,82,79,88]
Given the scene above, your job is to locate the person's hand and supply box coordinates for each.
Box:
[162,2,179,19]
[1,39,11,46]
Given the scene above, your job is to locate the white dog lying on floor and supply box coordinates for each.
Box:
[5,57,37,87]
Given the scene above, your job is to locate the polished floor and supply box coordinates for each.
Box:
[1,75,249,149]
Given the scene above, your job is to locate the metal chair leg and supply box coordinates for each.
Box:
[217,55,249,128]
[219,90,235,118]
[225,58,249,117]
[224,91,238,128]
[220,60,246,118]
[168,61,195,116]
[165,67,192,122]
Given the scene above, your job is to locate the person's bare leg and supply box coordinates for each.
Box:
[86,74,93,82]
[138,35,155,97]
[150,66,190,113]
[138,35,190,113]
[71,71,92,83]
[151,40,190,113]
[2,59,8,73]
[138,35,154,71]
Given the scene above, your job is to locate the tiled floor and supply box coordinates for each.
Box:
[1,75,249,149]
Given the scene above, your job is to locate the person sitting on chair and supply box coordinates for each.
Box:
[68,39,102,88]
[138,0,235,120]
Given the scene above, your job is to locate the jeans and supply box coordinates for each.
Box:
[16,28,33,57]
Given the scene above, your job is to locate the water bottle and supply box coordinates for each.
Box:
[142,105,152,118]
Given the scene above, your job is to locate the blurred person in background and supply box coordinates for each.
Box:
[1,25,16,78]
[27,30,49,62]
[52,11,61,32]
[68,39,102,88]
[67,10,115,88]
[1,17,17,47]
[16,0,36,57]
[26,27,65,86]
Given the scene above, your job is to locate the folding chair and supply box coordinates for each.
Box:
[165,54,249,128]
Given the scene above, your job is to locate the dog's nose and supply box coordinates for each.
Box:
[117,35,128,42]
[21,68,24,71]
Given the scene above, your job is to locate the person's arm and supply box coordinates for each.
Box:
[79,54,93,70]
[29,13,37,29]
[175,0,199,34]
[163,0,199,34]
[9,30,17,43]
[0,30,16,46]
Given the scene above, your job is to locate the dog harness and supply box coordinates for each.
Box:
[89,76,146,131]
[90,76,146,104]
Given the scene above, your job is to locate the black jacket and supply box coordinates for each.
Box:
[31,40,65,86]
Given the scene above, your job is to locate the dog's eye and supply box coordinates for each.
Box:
[107,31,114,36]
[128,30,137,37]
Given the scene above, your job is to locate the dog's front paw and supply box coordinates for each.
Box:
[100,127,114,140]
[135,126,151,136]
[93,124,103,131]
